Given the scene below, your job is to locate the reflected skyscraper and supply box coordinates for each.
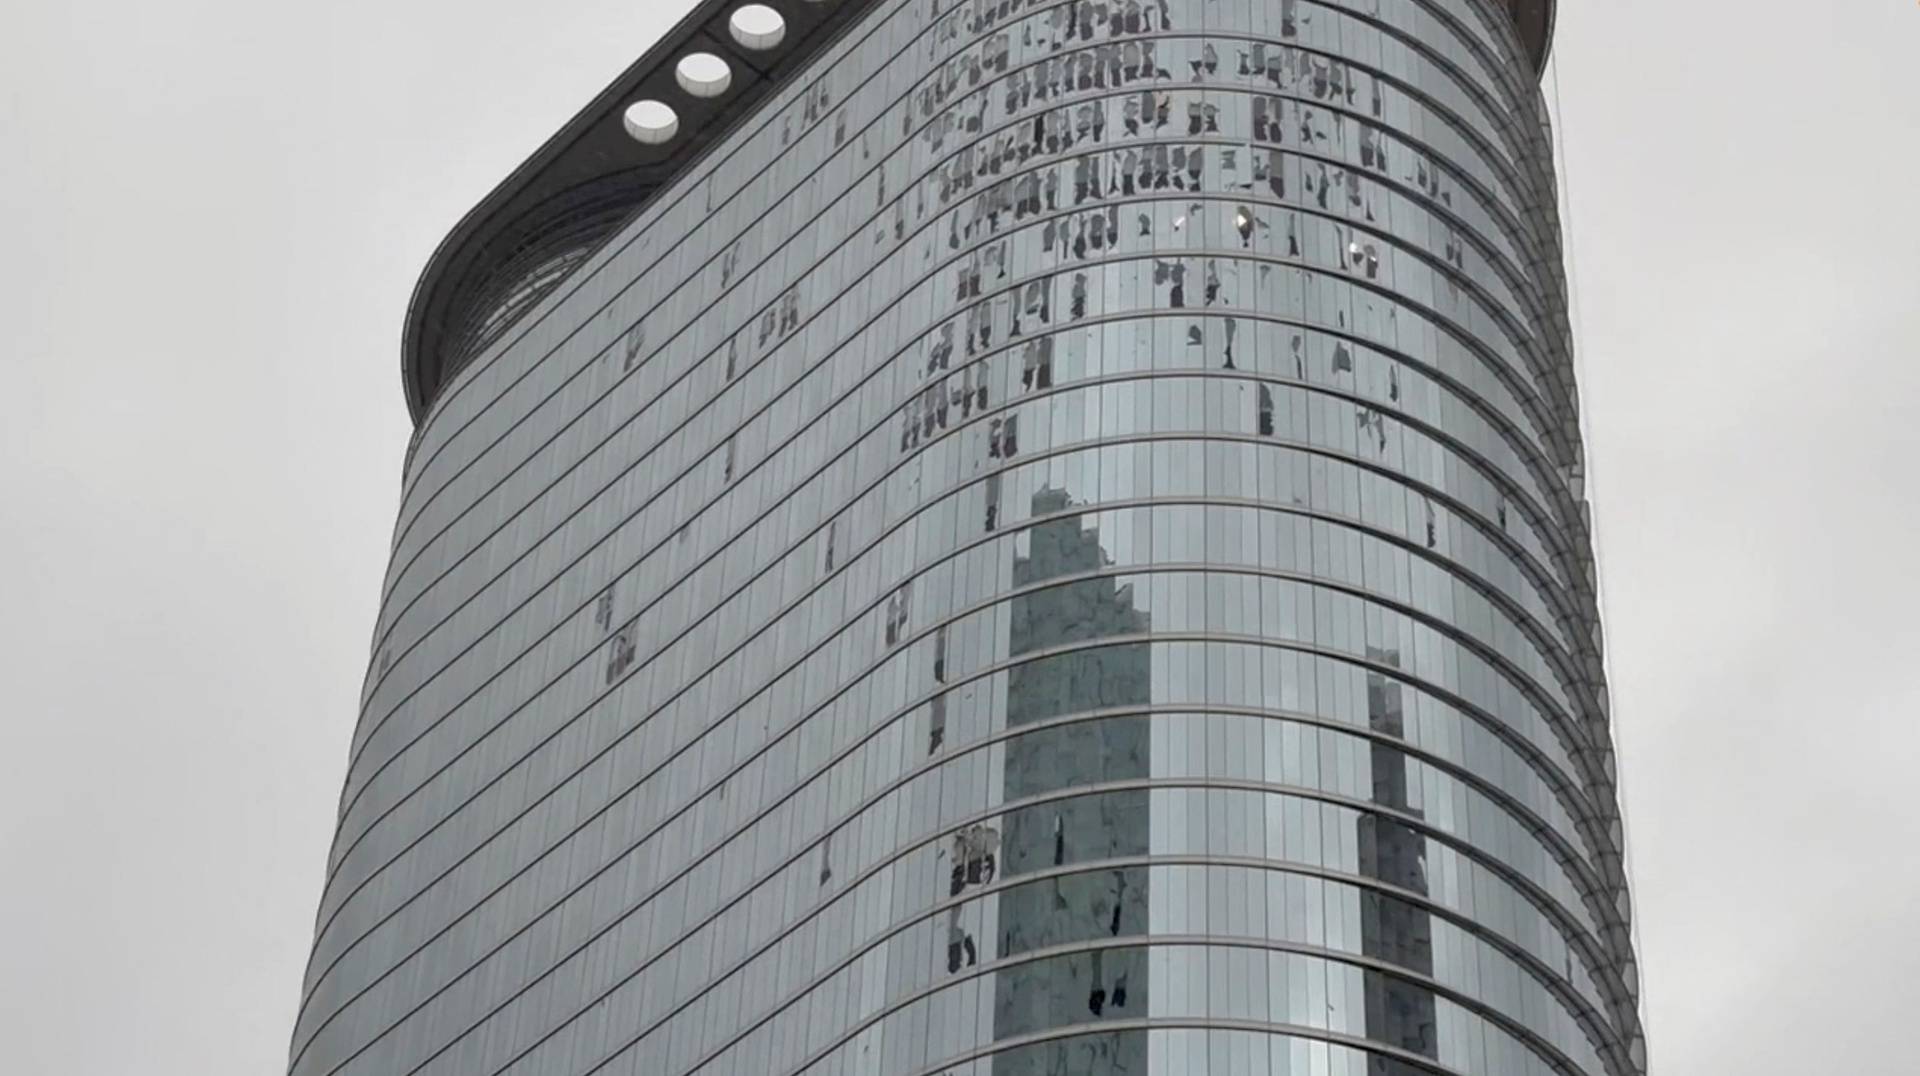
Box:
[290,2,1646,1074]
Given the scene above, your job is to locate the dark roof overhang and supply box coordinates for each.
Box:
[1508,0,1557,74]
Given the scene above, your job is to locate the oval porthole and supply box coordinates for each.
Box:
[676,52,732,98]
[729,4,786,50]
[622,99,679,144]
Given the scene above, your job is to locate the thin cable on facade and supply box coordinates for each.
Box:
[1552,43,1654,1069]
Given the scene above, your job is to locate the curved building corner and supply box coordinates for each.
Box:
[294,2,1646,1076]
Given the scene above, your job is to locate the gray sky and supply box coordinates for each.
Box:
[1,1,1914,1073]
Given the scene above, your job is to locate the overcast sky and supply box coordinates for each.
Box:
[2,2,1916,1073]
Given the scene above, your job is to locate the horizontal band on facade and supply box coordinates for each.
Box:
[331,471,1595,930]
[726,935,1595,1076]
[312,776,1613,1076]
[301,662,1629,1072]
[342,414,1595,853]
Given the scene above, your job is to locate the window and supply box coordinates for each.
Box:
[884,582,912,646]
[622,322,645,372]
[928,693,947,754]
[946,824,999,895]
[605,619,638,684]
[988,415,1018,459]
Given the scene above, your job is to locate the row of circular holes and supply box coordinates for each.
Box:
[624,3,828,144]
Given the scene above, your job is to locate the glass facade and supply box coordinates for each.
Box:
[290,2,1645,1074]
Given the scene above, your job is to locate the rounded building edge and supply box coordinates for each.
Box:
[397,0,889,426]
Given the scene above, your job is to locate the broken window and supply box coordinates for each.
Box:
[988,414,1018,459]
[945,910,978,972]
[923,382,947,437]
[1333,340,1355,376]
[1088,950,1129,1014]
[884,582,912,647]
[1259,384,1276,436]
[593,588,616,632]
[1021,338,1054,390]
[1235,205,1256,248]
[803,77,828,123]
[1360,126,1385,172]
[1154,258,1186,307]
[933,624,948,682]
[1357,407,1387,454]
[824,519,838,572]
[1345,170,1375,221]
[721,439,736,483]
[957,304,983,358]
[984,472,1002,532]
[946,824,1000,895]
[929,692,947,754]
[962,363,988,415]
[605,618,638,684]
[622,322,645,373]
[901,395,922,452]
[928,323,954,375]
[1263,148,1286,199]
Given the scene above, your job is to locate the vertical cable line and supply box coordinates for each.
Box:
[1549,42,1650,1075]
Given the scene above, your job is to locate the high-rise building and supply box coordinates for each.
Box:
[290,2,1645,1074]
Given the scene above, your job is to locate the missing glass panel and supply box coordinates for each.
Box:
[947,824,1000,895]
[884,581,912,647]
[929,692,947,755]
[605,618,638,685]
[622,322,645,372]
